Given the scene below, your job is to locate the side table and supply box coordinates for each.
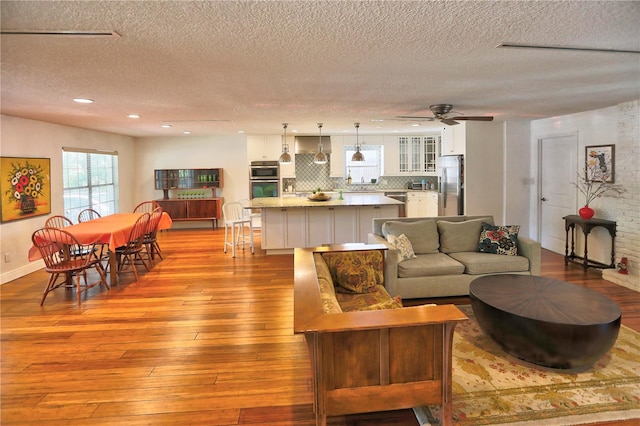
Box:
[563,215,616,269]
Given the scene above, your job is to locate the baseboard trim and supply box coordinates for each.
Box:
[1,260,44,285]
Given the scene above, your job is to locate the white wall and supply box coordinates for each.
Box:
[504,121,532,237]
[464,121,506,223]
[133,134,249,226]
[529,105,627,266]
[0,115,135,284]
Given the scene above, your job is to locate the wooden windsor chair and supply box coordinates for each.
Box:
[31,227,109,305]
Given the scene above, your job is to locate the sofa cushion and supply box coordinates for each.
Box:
[322,251,384,294]
[359,296,403,311]
[448,251,530,275]
[337,285,397,312]
[387,233,416,261]
[313,253,342,314]
[478,222,520,256]
[382,219,439,254]
[437,217,494,253]
[397,253,466,278]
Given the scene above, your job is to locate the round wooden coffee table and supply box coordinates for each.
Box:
[470,274,621,371]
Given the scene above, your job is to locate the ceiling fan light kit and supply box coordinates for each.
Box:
[351,122,365,162]
[313,123,328,165]
[396,103,494,126]
[278,123,292,164]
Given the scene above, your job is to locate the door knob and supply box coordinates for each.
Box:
[541,197,548,201]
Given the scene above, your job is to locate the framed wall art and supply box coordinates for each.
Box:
[585,144,615,183]
[1,157,51,223]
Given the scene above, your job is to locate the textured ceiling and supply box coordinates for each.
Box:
[1,1,639,137]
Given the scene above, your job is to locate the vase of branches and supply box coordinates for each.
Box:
[573,161,624,220]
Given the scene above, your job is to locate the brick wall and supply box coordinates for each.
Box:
[603,99,639,291]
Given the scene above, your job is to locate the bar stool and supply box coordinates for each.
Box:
[223,201,254,257]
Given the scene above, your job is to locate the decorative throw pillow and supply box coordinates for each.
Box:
[387,233,417,261]
[437,217,494,253]
[322,251,384,294]
[359,296,403,311]
[478,222,520,256]
[382,220,439,254]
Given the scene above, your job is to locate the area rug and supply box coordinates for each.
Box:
[413,305,640,425]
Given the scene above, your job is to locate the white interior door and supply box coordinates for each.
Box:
[539,134,577,254]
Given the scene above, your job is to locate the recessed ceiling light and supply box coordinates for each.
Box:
[183,131,191,135]
[371,119,384,122]
[411,123,420,127]
[237,130,244,134]
[127,114,140,119]
[73,98,93,104]
[161,124,172,128]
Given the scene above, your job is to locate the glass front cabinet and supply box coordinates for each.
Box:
[398,135,439,175]
[154,168,223,199]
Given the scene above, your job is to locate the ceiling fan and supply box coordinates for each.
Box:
[396,104,494,126]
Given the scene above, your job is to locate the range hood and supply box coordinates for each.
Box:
[294,136,332,154]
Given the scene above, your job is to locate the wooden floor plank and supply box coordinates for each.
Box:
[2,228,638,425]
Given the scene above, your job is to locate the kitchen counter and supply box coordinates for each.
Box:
[250,193,403,209]
[250,194,401,254]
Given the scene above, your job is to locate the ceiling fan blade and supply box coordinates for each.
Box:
[440,118,460,126]
[396,116,436,121]
[451,116,494,121]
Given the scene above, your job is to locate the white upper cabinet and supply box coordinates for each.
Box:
[247,135,283,162]
[441,125,465,156]
[248,134,295,177]
[385,134,440,176]
[329,136,347,177]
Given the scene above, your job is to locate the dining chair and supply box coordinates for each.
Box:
[45,215,74,228]
[238,198,261,237]
[141,206,164,265]
[115,213,151,281]
[78,208,101,223]
[45,214,97,258]
[133,201,158,214]
[223,201,254,258]
[31,227,109,305]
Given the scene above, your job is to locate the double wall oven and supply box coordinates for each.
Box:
[250,161,280,198]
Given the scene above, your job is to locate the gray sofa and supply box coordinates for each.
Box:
[368,215,541,300]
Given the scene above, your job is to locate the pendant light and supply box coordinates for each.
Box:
[278,123,291,164]
[313,123,328,165]
[352,122,365,162]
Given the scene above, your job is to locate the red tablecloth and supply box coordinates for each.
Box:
[28,212,172,261]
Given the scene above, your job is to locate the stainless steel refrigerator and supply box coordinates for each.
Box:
[438,155,464,216]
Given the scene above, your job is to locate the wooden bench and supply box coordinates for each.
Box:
[294,244,468,426]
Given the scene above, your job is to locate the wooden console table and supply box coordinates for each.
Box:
[563,215,616,270]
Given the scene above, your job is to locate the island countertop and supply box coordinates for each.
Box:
[249,193,403,208]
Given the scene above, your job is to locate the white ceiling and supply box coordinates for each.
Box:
[1,1,639,138]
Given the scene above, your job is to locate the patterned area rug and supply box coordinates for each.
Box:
[414,305,640,425]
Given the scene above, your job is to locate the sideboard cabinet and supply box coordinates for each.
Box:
[156,198,224,229]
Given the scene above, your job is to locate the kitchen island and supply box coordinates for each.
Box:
[250,194,402,254]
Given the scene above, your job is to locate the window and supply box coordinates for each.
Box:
[345,145,383,184]
[62,148,119,221]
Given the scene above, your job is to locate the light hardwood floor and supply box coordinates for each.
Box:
[2,228,639,425]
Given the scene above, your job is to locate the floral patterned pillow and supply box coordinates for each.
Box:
[322,251,384,294]
[387,233,417,261]
[478,222,520,256]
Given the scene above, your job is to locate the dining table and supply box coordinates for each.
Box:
[29,212,173,287]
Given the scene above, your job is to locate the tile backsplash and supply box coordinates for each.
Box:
[292,154,437,192]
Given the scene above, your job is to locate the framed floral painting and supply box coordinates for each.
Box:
[1,157,51,223]
[585,145,615,183]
